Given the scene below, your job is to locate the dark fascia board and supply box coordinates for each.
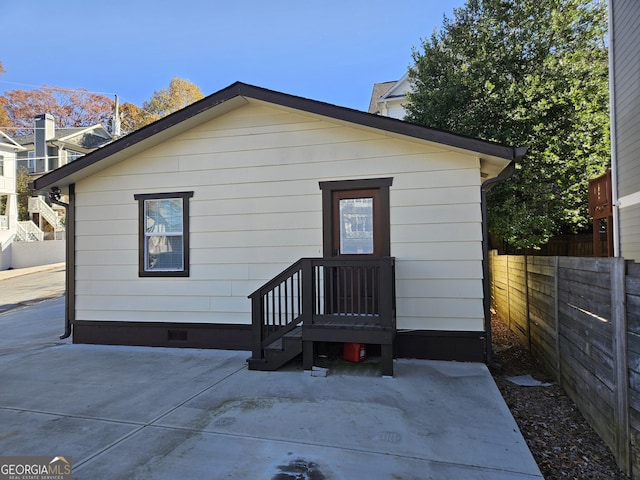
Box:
[31,81,525,192]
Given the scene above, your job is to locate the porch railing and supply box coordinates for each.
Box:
[249,257,395,362]
[249,259,305,362]
[307,257,395,326]
[16,221,44,242]
[28,196,64,231]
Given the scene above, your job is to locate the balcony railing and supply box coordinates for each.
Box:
[16,221,44,242]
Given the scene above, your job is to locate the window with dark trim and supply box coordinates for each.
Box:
[134,191,193,277]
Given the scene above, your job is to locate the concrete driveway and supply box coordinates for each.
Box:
[0,266,543,479]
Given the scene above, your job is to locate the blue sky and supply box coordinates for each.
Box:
[1,0,464,112]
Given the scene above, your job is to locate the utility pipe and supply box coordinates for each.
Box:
[481,147,527,369]
[49,187,71,339]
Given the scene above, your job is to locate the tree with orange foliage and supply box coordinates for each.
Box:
[0,62,11,130]
[134,77,204,129]
[3,86,114,135]
[0,72,204,136]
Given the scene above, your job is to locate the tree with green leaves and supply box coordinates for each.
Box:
[406,0,609,249]
[16,166,33,221]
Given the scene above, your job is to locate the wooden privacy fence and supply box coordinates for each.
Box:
[489,252,640,478]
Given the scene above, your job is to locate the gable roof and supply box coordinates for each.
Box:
[31,81,527,192]
[368,74,414,114]
[379,73,412,101]
[0,130,26,151]
[13,124,111,151]
[368,81,396,113]
[13,123,111,145]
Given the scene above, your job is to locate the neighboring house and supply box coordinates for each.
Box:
[13,114,112,175]
[368,73,412,119]
[610,0,640,261]
[0,131,23,269]
[31,82,525,371]
[0,114,112,270]
[11,114,112,242]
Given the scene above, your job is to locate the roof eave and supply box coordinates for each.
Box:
[31,82,525,192]
[56,124,109,143]
[0,130,26,150]
[379,72,410,100]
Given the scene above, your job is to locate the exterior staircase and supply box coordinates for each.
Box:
[16,221,44,241]
[247,257,396,375]
[249,327,303,372]
[28,196,64,238]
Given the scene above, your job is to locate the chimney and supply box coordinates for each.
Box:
[34,114,55,172]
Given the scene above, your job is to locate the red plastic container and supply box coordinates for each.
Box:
[343,343,366,363]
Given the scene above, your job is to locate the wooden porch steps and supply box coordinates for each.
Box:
[247,257,396,376]
[247,327,302,371]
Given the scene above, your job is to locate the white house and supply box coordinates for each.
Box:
[368,73,413,119]
[0,115,113,269]
[14,114,112,175]
[31,82,526,372]
[0,131,23,269]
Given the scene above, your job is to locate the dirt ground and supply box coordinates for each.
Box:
[490,312,630,479]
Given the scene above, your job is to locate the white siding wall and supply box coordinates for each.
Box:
[379,100,408,120]
[620,204,640,262]
[0,148,16,195]
[612,0,640,260]
[613,0,640,198]
[74,102,483,332]
[0,148,18,253]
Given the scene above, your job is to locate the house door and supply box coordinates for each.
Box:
[331,190,380,314]
[319,178,393,315]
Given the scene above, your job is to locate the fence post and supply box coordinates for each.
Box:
[612,257,630,475]
[250,292,264,361]
[507,255,511,329]
[554,256,561,387]
[301,258,314,370]
[525,255,531,351]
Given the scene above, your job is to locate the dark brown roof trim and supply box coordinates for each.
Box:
[32,81,524,191]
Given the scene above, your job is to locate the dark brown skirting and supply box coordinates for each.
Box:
[73,321,484,362]
[72,321,252,351]
[395,330,485,362]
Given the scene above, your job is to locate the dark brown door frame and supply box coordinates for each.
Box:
[319,177,393,258]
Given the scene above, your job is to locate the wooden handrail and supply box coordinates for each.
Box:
[249,257,395,362]
[249,259,306,360]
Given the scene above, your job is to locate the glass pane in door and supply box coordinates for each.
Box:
[339,197,374,254]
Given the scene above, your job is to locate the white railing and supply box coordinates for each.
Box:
[16,221,44,242]
[0,233,14,251]
[28,196,64,231]
[0,215,7,230]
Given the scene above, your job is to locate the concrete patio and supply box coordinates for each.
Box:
[0,267,543,479]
